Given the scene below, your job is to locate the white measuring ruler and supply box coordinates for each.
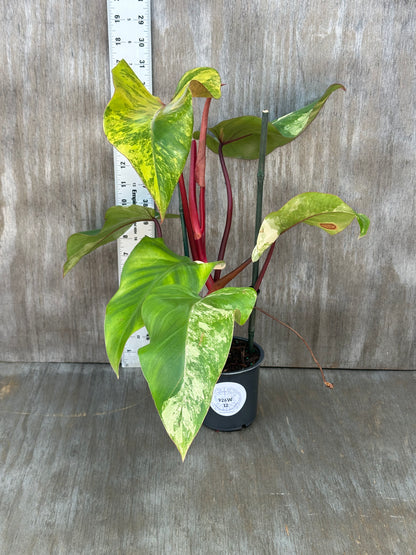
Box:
[107,0,153,367]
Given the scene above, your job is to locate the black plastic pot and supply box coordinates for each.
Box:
[203,337,264,432]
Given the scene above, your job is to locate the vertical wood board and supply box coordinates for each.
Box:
[0,0,414,368]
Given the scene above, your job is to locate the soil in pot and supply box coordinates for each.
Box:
[222,337,261,372]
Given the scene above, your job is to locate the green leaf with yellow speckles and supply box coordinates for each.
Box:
[104,237,219,375]
[139,285,257,460]
[252,193,370,261]
[103,60,221,219]
[174,66,222,99]
[197,84,344,159]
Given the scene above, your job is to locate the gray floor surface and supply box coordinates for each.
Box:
[1,362,415,554]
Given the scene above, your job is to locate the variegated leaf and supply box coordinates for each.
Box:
[63,205,161,275]
[252,193,370,261]
[174,67,222,99]
[104,237,219,374]
[103,60,221,219]
[198,84,344,159]
[139,285,257,460]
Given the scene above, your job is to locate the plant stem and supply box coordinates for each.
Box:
[209,257,252,292]
[178,186,206,264]
[255,306,334,389]
[198,185,208,263]
[153,217,163,238]
[189,140,203,240]
[178,186,189,257]
[199,184,205,237]
[178,174,198,260]
[214,143,233,281]
[205,274,215,292]
[195,98,211,188]
[254,241,276,291]
[194,238,207,262]
[248,110,269,352]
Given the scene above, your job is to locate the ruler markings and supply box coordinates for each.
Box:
[107,0,153,367]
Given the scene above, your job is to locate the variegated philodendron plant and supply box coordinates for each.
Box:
[64,62,369,459]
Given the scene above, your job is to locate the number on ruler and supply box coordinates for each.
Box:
[107,0,152,367]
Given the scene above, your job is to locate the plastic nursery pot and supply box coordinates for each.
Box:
[203,337,264,432]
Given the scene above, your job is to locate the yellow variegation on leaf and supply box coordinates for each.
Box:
[139,285,257,460]
[196,84,345,159]
[103,61,221,219]
[252,193,370,261]
[104,237,221,374]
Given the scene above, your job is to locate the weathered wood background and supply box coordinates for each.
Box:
[1,0,414,369]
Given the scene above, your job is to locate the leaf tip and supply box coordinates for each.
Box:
[251,248,260,263]
[179,449,188,462]
[356,213,370,238]
[63,257,74,277]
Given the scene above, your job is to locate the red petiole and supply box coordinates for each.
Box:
[188,140,203,240]
[179,98,276,294]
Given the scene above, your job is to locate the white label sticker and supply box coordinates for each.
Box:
[210,382,247,416]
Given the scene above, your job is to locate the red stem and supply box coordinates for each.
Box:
[177,99,217,291]
[178,174,198,260]
[214,143,233,280]
[209,257,252,292]
[199,182,205,235]
[189,140,203,240]
[198,185,208,262]
[194,238,207,262]
[153,217,162,238]
[254,241,276,291]
[195,98,211,189]
[179,174,207,264]
[205,274,215,292]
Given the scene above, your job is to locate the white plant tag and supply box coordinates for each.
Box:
[210,382,247,416]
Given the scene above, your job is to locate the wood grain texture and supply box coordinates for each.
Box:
[0,1,117,362]
[0,0,415,368]
[1,362,416,553]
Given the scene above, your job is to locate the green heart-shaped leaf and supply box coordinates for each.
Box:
[63,205,160,275]
[104,237,219,374]
[104,61,221,219]
[198,84,344,159]
[139,285,257,460]
[252,192,370,261]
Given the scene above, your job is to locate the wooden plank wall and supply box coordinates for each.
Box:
[1,0,414,369]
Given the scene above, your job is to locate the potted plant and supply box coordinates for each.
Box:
[64,61,369,459]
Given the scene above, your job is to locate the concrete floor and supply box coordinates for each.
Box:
[1,362,416,554]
